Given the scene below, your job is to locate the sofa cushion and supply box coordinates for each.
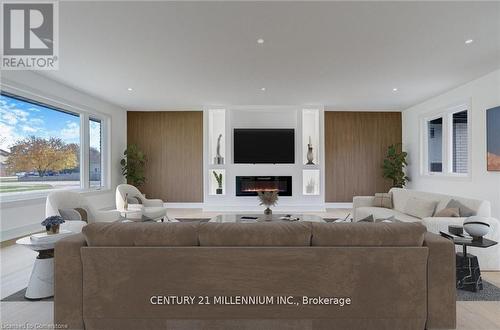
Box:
[354,207,420,223]
[311,222,426,246]
[82,222,199,246]
[404,197,438,219]
[434,207,460,217]
[390,188,491,218]
[446,199,477,217]
[373,193,393,209]
[198,222,312,246]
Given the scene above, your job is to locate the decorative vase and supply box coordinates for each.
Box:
[214,134,224,165]
[124,193,129,211]
[47,224,60,235]
[464,216,490,241]
[306,144,314,165]
[264,207,272,215]
[216,188,223,195]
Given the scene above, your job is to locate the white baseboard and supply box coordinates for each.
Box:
[165,203,205,208]
[202,204,326,212]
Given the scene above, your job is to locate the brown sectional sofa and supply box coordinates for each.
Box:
[54,221,456,330]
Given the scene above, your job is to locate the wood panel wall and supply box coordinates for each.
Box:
[325,112,402,202]
[127,111,203,202]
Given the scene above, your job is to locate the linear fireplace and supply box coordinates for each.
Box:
[236,176,292,196]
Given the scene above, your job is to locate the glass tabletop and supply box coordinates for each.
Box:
[210,214,325,223]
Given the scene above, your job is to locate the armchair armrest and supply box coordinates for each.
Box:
[94,209,121,222]
[143,199,165,207]
[55,233,87,330]
[423,232,456,329]
[60,220,86,233]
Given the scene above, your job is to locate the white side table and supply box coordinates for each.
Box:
[16,234,69,300]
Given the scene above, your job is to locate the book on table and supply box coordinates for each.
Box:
[30,230,74,243]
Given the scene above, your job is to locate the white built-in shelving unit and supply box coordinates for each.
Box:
[203,106,324,211]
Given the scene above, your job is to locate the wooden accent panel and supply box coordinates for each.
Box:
[127,111,203,202]
[325,112,402,202]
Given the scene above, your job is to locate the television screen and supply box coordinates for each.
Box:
[233,129,295,164]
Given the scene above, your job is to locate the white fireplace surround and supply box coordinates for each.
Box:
[202,106,327,212]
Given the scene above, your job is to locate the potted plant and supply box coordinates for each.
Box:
[213,171,223,194]
[120,144,146,188]
[382,143,409,188]
[41,215,65,235]
[257,190,279,215]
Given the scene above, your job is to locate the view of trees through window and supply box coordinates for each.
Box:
[0,93,100,195]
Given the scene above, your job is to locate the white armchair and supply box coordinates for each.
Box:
[115,184,167,221]
[45,191,121,233]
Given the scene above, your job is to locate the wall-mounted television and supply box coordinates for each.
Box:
[233,128,295,164]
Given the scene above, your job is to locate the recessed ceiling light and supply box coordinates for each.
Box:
[257,38,264,44]
[261,87,266,91]
[127,87,133,91]
[392,88,398,92]
[465,39,474,44]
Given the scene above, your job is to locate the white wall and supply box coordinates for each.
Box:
[0,71,127,241]
[403,70,500,218]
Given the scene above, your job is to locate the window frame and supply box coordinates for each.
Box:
[420,102,471,178]
[0,87,110,201]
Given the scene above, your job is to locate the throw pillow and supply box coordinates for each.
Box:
[404,197,438,219]
[357,215,374,222]
[59,208,88,222]
[373,193,393,209]
[434,207,460,217]
[446,199,476,217]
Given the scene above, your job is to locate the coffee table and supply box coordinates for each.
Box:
[210,214,325,223]
[440,231,498,292]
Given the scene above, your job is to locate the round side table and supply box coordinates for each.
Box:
[16,236,58,300]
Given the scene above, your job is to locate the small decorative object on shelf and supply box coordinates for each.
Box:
[214,134,224,165]
[41,215,65,235]
[213,171,223,194]
[306,177,315,194]
[257,190,279,215]
[306,136,314,165]
[464,216,490,241]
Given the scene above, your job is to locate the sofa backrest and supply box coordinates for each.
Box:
[311,222,426,246]
[83,221,426,247]
[390,188,491,218]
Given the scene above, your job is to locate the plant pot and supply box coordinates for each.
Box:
[216,188,223,195]
[264,207,272,215]
[46,224,60,235]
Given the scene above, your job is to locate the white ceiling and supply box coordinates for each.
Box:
[39,1,500,111]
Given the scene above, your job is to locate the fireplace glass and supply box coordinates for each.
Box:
[236,176,292,196]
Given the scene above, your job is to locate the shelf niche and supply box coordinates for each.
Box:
[208,109,226,165]
[303,169,320,196]
[302,109,320,166]
[209,169,225,196]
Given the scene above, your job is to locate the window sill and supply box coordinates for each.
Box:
[0,187,112,209]
[419,173,472,181]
